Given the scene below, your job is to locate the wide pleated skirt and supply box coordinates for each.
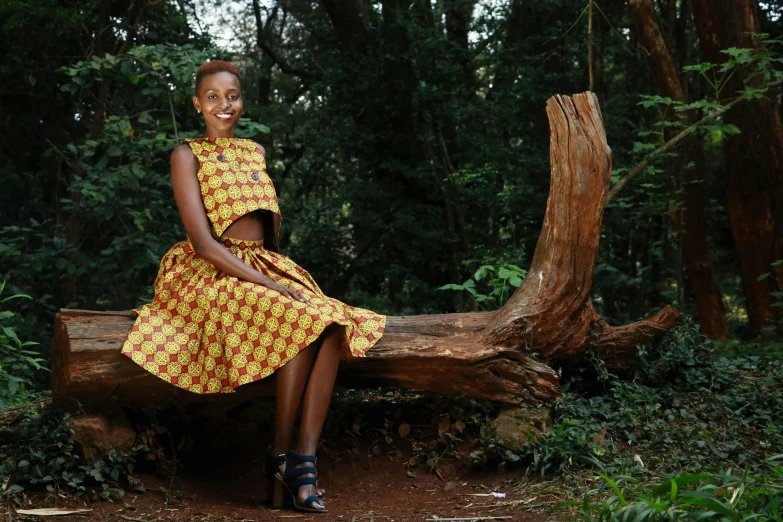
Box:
[121,237,386,394]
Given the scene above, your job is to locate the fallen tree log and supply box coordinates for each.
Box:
[51,93,679,411]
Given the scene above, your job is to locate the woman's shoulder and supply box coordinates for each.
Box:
[172,142,194,156]
[171,143,198,166]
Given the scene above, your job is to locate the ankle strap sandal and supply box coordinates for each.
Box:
[264,448,286,478]
[273,450,327,513]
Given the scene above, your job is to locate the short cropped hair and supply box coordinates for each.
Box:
[195,60,240,94]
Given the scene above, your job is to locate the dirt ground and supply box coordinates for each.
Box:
[4,440,563,522]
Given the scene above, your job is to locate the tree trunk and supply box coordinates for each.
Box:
[490,0,529,99]
[629,0,727,339]
[319,0,369,54]
[690,0,783,336]
[252,0,275,106]
[444,0,476,86]
[51,93,679,412]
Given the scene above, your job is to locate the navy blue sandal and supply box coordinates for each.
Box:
[264,447,324,504]
[273,451,327,513]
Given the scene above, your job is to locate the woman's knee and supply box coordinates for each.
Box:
[323,322,344,339]
[317,323,343,354]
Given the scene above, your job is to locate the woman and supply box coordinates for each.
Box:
[121,60,386,513]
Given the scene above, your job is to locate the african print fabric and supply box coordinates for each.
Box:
[120,137,386,394]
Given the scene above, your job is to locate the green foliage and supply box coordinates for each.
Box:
[522,417,603,476]
[558,462,783,522]
[0,409,142,500]
[438,263,527,309]
[475,319,783,477]
[0,281,46,408]
[0,0,779,359]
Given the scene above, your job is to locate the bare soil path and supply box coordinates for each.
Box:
[5,440,560,522]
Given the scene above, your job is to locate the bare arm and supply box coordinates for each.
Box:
[170,145,306,302]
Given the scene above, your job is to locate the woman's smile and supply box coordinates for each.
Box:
[214,111,235,121]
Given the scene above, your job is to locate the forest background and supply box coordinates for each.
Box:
[0,0,782,512]
[2,0,783,353]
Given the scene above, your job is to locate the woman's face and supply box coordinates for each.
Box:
[193,71,243,137]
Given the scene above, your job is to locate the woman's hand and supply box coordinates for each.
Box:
[267,281,309,303]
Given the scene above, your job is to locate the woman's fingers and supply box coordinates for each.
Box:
[268,282,309,303]
[286,288,308,303]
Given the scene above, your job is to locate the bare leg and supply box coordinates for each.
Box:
[298,324,343,453]
[289,324,344,508]
[272,344,317,456]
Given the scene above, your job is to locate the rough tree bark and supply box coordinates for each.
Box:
[690,0,783,336]
[629,0,727,340]
[51,93,679,413]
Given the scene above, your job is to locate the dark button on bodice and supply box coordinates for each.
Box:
[251,172,260,181]
[217,154,226,161]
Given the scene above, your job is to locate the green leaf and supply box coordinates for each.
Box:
[596,473,627,507]
[651,474,712,497]
[437,284,464,291]
[474,265,492,281]
[738,86,769,99]
[679,493,740,521]
[683,62,717,73]
[633,142,657,153]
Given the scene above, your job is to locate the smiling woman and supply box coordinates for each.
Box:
[119,60,386,514]
[193,61,243,130]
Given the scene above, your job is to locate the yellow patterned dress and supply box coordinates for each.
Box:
[121,137,386,394]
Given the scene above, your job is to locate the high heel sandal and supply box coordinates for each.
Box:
[273,450,328,513]
[264,447,324,504]
[262,447,287,505]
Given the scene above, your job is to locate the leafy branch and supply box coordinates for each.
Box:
[608,41,783,202]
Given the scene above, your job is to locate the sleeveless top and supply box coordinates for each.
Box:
[182,137,281,240]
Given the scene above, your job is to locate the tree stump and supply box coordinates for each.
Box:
[51,93,679,412]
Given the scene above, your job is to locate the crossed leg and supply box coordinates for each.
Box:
[271,323,344,510]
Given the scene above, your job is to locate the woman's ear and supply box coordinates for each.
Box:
[192,95,201,113]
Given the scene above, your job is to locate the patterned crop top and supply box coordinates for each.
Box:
[183,137,280,238]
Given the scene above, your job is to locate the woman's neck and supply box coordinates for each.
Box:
[203,125,235,139]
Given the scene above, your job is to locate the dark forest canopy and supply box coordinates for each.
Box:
[0,0,782,360]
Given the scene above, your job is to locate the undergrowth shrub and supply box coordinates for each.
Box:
[0,408,143,501]
[474,317,783,477]
[0,280,47,408]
